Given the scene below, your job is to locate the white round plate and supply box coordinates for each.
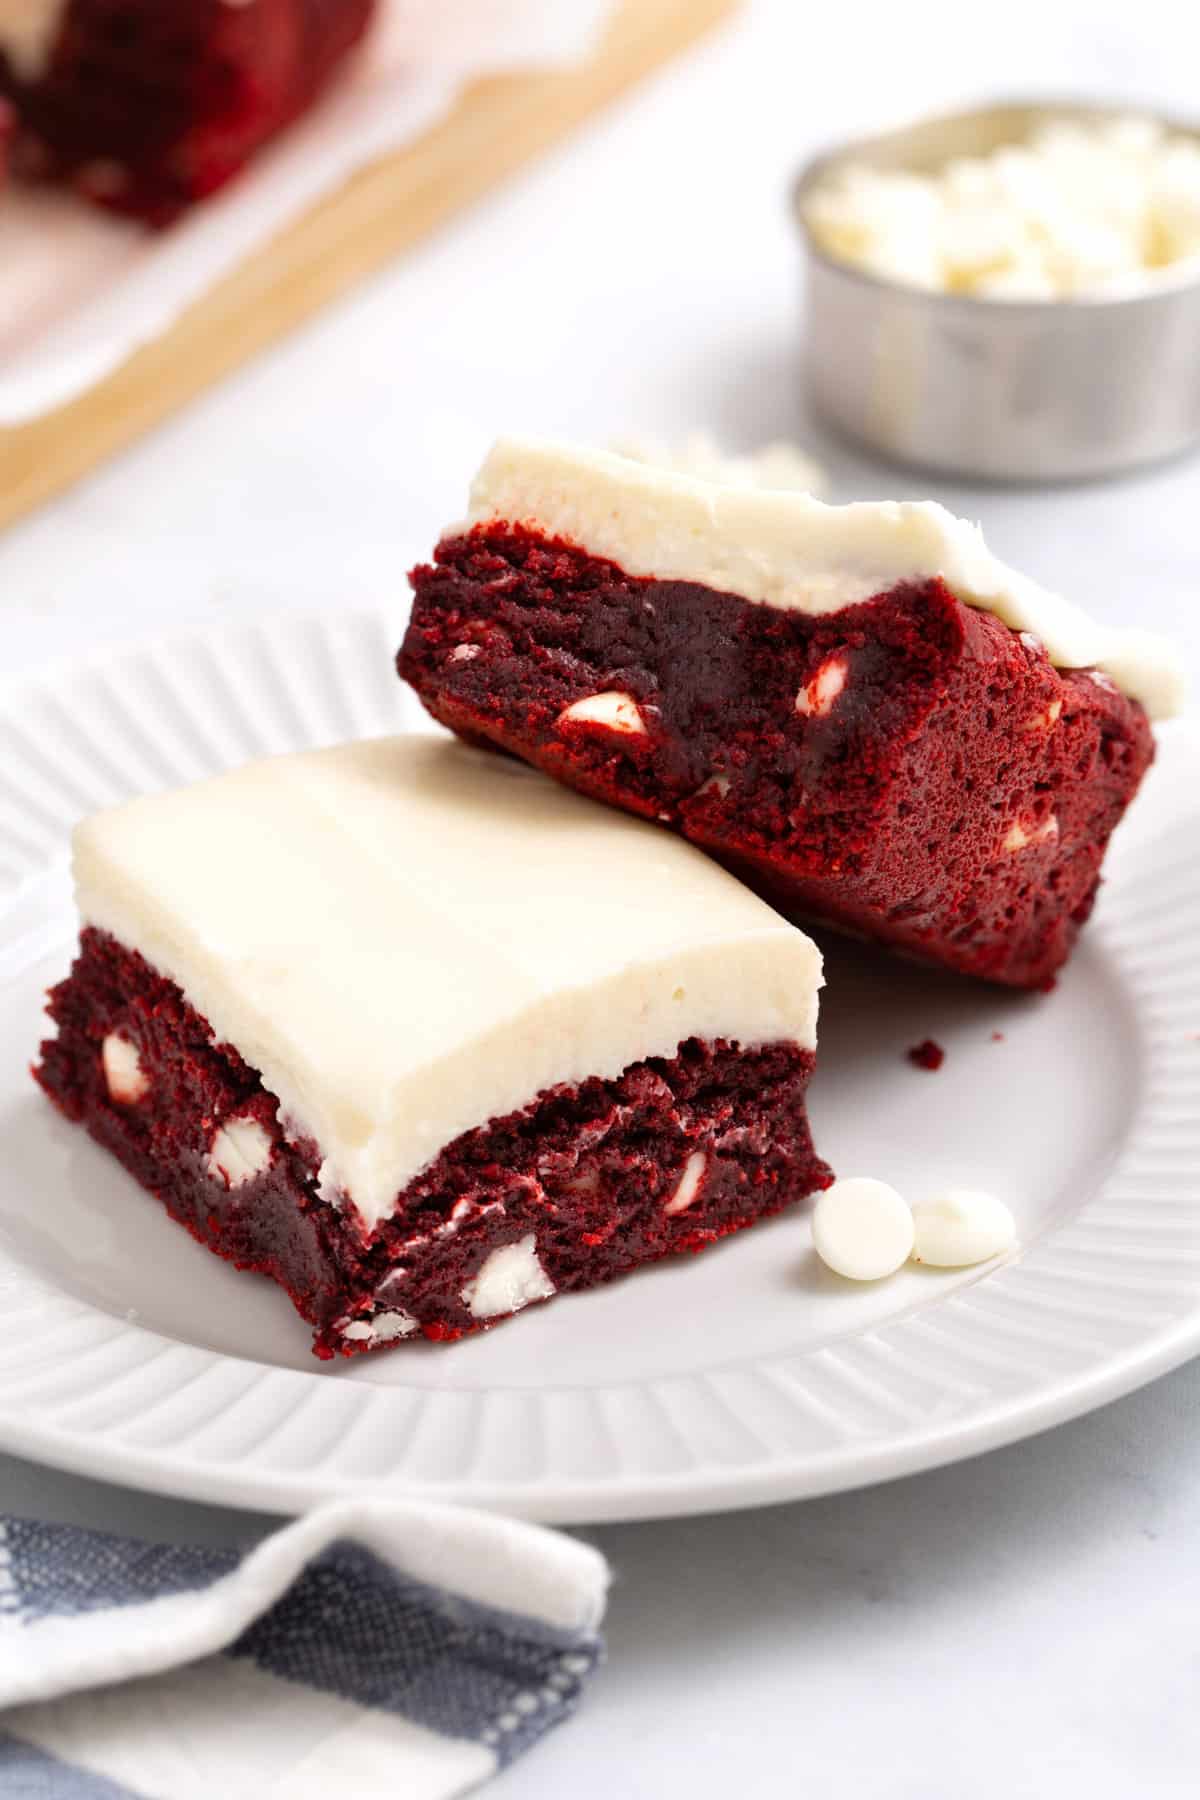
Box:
[1,611,1198,1523]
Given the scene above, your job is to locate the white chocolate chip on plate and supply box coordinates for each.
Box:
[911,1188,1017,1267]
[812,1177,915,1281]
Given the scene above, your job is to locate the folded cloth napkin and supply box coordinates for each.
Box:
[0,1499,608,1798]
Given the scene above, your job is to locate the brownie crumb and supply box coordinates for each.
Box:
[907,1038,945,1072]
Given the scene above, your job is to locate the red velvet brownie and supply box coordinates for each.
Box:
[35,736,831,1357]
[402,439,1184,990]
[0,0,377,226]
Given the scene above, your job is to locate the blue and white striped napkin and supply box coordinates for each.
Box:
[0,1500,608,1797]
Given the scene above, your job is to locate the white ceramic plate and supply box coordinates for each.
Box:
[1,611,1197,1522]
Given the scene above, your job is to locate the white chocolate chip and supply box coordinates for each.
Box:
[101,1033,149,1106]
[462,1235,555,1319]
[664,1150,708,1216]
[795,655,848,718]
[1003,814,1059,852]
[343,1310,418,1344]
[972,262,1059,299]
[911,1188,1017,1266]
[207,1116,273,1189]
[812,1178,914,1281]
[693,772,731,800]
[1021,698,1063,731]
[557,691,646,734]
[448,643,481,664]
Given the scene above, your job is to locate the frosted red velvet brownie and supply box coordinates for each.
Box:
[402,439,1184,990]
[0,0,376,225]
[35,736,831,1357]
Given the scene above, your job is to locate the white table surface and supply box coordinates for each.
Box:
[3,1,1199,1793]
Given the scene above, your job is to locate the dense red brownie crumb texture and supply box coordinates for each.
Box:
[0,0,376,226]
[35,929,832,1358]
[907,1038,945,1072]
[401,524,1155,990]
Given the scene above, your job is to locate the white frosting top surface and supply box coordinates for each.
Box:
[613,431,828,496]
[74,735,822,1232]
[467,438,1184,720]
[0,0,66,80]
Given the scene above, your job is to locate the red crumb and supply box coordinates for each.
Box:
[991,1031,1005,1043]
[907,1038,945,1072]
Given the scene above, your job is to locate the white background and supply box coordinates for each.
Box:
[2,1,1199,1793]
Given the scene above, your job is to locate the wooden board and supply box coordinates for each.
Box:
[0,0,735,532]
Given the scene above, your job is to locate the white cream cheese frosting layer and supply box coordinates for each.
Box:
[73,735,823,1234]
[466,437,1184,721]
[0,0,67,80]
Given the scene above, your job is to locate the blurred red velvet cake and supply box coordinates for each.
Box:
[0,0,377,225]
[36,736,831,1357]
[401,439,1183,990]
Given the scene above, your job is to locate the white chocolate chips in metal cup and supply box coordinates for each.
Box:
[805,114,1200,298]
[813,1178,1016,1280]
